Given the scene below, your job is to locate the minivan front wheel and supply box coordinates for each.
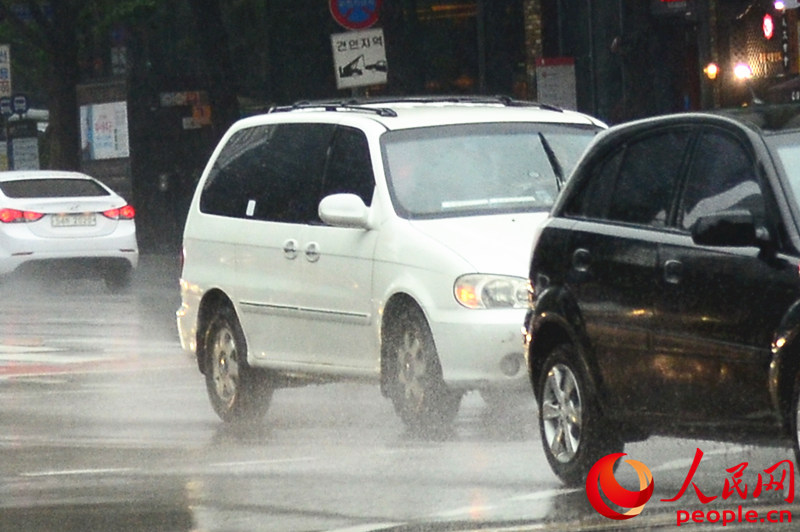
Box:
[203,306,273,423]
[385,304,462,432]
[538,344,622,486]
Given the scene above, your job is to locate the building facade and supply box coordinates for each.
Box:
[527,0,800,124]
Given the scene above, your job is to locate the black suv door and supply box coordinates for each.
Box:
[654,125,800,422]
[560,127,690,414]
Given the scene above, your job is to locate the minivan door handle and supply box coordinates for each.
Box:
[305,242,321,263]
[572,248,591,272]
[663,259,683,284]
[283,239,299,260]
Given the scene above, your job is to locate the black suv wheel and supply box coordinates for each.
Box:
[538,343,622,486]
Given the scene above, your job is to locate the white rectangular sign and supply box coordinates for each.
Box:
[536,57,577,111]
[331,29,387,90]
[80,101,130,160]
[11,137,39,170]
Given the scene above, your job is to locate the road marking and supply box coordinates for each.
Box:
[650,444,749,473]
[210,457,317,468]
[0,352,107,364]
[511,487,581,501]
[20,467,135,477]
[0,345,59,353]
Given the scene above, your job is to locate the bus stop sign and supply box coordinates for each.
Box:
[329,0,381,30]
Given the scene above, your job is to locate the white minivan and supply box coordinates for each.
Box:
[177,96,605,431]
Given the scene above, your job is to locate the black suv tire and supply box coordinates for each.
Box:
[538,343,623,486]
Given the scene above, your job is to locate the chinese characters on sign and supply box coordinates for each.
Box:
[331,28,387,90]
[662,448,795,505]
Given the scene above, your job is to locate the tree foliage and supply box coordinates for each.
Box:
[0,0,237,170]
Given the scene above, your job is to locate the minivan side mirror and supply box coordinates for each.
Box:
[318,193,371,229]
[690,209,762,247]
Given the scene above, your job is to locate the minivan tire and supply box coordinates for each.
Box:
[538,343,623,486]
[203,306,273,423]
[385,304,462,433]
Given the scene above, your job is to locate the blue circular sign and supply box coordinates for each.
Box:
[329,0,381,30]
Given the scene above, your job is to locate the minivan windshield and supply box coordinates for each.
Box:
[771,132,800,212]
[382,122,600,219]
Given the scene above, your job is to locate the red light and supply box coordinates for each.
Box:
[764,14,775,39]
[103,204,135,220]
[0,208,42,223]
[0,208,22,223]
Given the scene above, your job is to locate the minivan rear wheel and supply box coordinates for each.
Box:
[203,306,273,423]
[538,343,622,486]
[385,304,462,433]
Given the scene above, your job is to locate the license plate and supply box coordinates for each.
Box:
[51,213,96,227]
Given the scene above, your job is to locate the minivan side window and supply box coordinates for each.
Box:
[680,130,765,230]
[200,123,335,223]
[321,126,375,207]
[606,130,690,227]
[200,125,271,218]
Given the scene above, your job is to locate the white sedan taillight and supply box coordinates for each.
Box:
[0,208,44,223]
[102,205,135,220]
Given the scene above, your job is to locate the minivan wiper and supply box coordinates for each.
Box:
[538,132,564,191]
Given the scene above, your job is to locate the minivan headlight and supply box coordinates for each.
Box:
[454,274,529,309]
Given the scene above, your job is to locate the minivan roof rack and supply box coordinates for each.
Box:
[268,95,565,117]
[269,101,398,117]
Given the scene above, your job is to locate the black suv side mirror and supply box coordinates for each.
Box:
[691,209,761,247]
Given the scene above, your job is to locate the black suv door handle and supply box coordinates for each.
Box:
[663,259,683,284]
[572,248,591,272]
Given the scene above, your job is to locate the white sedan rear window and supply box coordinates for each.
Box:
[0,178,110,198]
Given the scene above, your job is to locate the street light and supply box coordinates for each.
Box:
[775,1,800,9]
[734,63,753,80]
[733,63,763,105]
[703,62,719,80]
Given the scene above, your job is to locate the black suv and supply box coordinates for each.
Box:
[524,106,800,486]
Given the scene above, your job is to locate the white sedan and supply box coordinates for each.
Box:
[0,170,138,291]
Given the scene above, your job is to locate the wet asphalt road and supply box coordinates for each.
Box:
[0,255,798,531]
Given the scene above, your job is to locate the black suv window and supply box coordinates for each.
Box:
[321,126,375,207]
[680,129,764,230]
[565,129,690,225]
[200,123,335,223]
[607,130,690,226]
[563,149,622,219]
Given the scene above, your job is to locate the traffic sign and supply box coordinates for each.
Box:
[12,93,28,115]
[0,97,11,117]
[331,29,387,89]
[329,0,381,30]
